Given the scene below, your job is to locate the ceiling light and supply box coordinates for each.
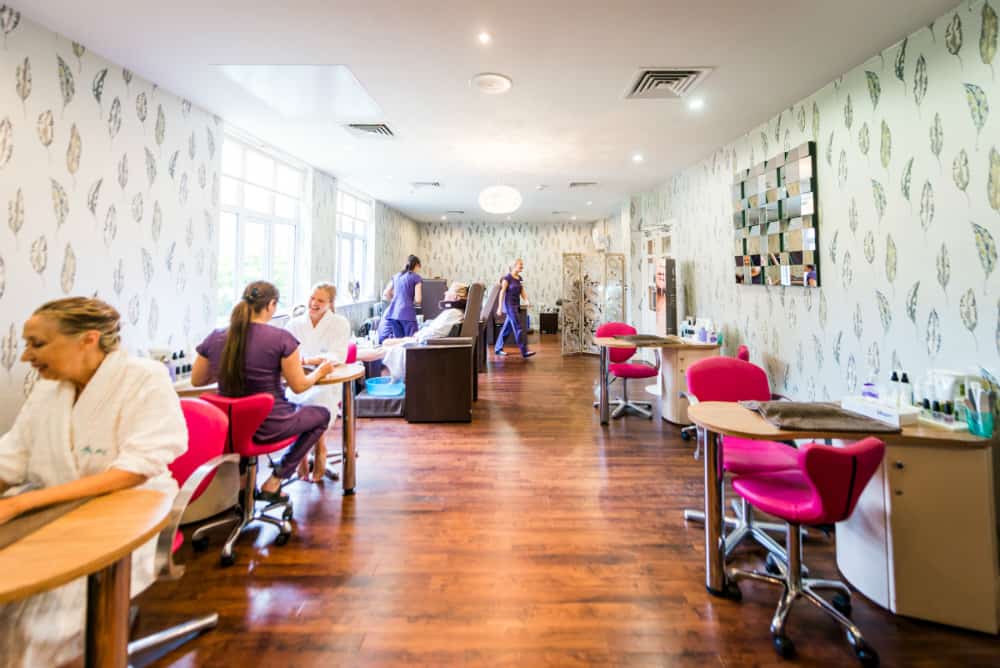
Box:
[478,31,492,45]
[478,185,522,214]
[506,216,512,221]
[632,153,644,163]
[536,184,549,191]
[571,215,577,221]
[440,215,448,221]
[688,97,705,110]
[470,72,512,95]
[586,200,593,206]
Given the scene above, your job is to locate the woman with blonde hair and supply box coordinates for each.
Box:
[285,282,351,481]
[192,281,334,499]
[494,258,535,358]
[0,296,187,667]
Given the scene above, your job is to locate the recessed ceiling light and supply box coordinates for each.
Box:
[586,200,593,206]
[470,72,512,95]
[536,184,549,191]
[440,215,448,221]
[478,185,522,214]
[632,153,644,163]
[506,215,512,221]
[571,215,577,221]
[478,31,492,45]
[688,97,705,110]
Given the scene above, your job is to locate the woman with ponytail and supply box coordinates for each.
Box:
[192,281,334,499]
[379,254,423,342]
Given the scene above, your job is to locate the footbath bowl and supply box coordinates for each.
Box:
[366,377,405,397]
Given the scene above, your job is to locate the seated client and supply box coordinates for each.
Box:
[380,282,468,381]
[192,281,334,500]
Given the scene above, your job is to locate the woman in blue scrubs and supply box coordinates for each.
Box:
[380,255,423,342]
[494,258,535,358]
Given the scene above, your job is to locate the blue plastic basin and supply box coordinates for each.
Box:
[365,377,405,397]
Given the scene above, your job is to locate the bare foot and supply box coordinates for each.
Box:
[312,442,328,483]
[297,458,310,481]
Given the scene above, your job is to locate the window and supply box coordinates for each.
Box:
[336,188,373,303]
[217,136,305,321]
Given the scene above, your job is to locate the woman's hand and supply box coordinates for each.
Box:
[304,356,325,366]
[315,360,336,378]
[0,496,25,526]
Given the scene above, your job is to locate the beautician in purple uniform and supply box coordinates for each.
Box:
[380,254,423,341]
[494,258,536,358]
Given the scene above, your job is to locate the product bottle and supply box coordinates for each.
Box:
[169,352,178,382]
[899,372,911,407]
[889,371,900,406]
[177,351,186,378]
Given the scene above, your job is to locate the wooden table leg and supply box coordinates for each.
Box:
[599,345,610,425]
[85,555,131,668]
[342,380,357,495]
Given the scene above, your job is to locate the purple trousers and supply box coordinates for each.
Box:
[254,400,330,478]
[384,318,418,339]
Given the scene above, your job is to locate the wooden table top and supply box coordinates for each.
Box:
[174,362,365,396]
[593,336,721,351]
[687,401,992,448]
[0,489,171,602]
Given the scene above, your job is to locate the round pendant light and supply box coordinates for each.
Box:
[478,185,522,214]
[470,72,512,95]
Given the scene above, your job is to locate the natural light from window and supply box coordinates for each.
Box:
[336,188,373,304]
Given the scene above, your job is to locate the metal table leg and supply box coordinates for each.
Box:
[599,345,610,425]
[86,555,131,668]
[342,380,357,495]
[701,425,738,598]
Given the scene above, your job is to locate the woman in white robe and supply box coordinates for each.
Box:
[0,297,187,668]
[285,283,351,481]
[381,283,468,382]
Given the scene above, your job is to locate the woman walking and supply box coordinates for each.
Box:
[494,258,535,358]
[379,255,423,343]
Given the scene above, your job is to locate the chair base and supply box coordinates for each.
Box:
[684,498,799,564]
[611,398,653,419]
[191,456,293,566]
[128,613,218,657]
[728,523,878,666]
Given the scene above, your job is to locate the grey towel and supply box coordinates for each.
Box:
[612,334,681,345]
[740,401,902,433]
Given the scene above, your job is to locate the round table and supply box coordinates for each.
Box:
[0,489,171,668]
[175,362,366,495]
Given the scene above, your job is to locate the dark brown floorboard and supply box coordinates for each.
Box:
[134,339,1000,667]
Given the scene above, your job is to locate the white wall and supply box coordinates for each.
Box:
[0,9,221,430]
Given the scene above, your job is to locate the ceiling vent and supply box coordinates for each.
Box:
[569,181,598,189]
[345,123,394,137]
[625,67,712,99]
[410,181,441,189]
[445,210,465,215]
[551,210,570,215]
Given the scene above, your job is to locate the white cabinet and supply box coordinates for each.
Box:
[838,443,1000,633]
[658,346,720,424]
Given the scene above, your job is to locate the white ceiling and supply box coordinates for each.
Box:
[23,1,958,224]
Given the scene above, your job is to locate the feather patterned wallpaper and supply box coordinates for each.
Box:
[417,221,596,323]
[628,0,1000,399]
[0,8,221,430]
[310,169,338,287]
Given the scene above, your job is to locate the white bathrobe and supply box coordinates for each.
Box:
[286,311,352,423]
[382,307,464,382]
[0,350,187,668]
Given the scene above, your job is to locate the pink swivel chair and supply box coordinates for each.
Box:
[736,344,750,361]
[192,393,296,566]
[129,398,239,658]
[728,437,885,665]
[595,322,660,419]
[682,357,801,566]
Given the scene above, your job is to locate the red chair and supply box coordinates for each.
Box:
[682,357,802,566]
[192,393,295,566]
[595,322,660,419]
[128,398,239,657]
[728,438,885,664]
[736,344,750,361]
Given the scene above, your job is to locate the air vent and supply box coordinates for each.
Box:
[625,67,712,99]
[345,123,394,137]
[445,210,465,214]
[410,181,441,189]
[569,181,598,189]
[551,210,570,215]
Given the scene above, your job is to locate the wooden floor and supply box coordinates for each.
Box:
[135,340,1000,667]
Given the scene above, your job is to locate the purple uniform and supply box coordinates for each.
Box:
[197,324,329,478]
[382,270,422,339]
[495,272,528,356]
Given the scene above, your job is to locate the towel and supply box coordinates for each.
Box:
[740,400,902,433]
[612,334,683,345]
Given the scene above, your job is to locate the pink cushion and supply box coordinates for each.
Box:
[723,437,799,475]
[172,530,184,554]
[733,470,820,524]
[596,322,637,364]
[609,361,658,379]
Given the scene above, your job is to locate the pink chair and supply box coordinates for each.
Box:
[736,344,750,361]
[128,398,239,658]
[595,322,660,419]
[192,393,296,566]
[728,437,885,665]
[682,357,802,566]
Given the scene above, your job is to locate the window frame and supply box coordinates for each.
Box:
[217,135,305,321]
[335,186,373,305]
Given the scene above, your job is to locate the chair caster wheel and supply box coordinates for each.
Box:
[274,532,290,546]
[220,552,236,567]
[854,641,879,667]
[283,506,293,521]
[833,592,852,616]
[680,430,692,441]
[772,634,795,659]
[192,536,209,552]
[765,553,782,576]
